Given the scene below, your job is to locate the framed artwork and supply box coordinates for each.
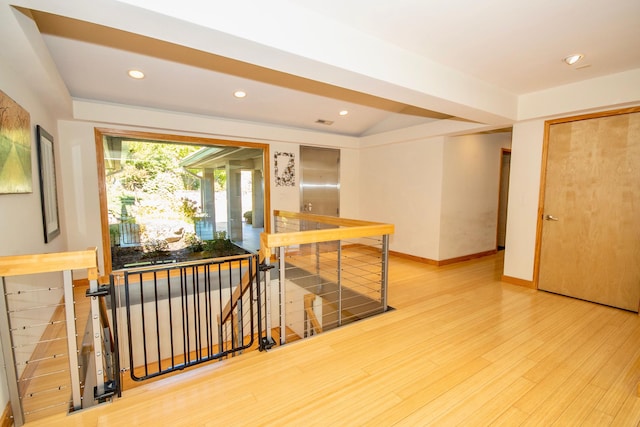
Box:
[274,151,295,187]
[0,89,32,194]
[36,125,60,243]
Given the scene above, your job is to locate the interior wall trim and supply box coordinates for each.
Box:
[502,275,536,289]
[389,251,438,266]
[437,250,497,266]
[390,249,497,266]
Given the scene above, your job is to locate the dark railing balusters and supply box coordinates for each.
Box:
[217,264,224,354]
[114,253,261,382]
[153,271,161,374]
[166,269,175,370]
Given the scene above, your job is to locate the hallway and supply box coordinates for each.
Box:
[27,252,640,426]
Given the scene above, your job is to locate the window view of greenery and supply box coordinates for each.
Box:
[104,138,256,269]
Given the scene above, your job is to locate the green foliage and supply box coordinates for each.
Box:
[202,236,235,254]
[185,230,235,255]
[213,230,227,240]
[243,210,252,224]
[214,169,226,192]
[185,232,203,252]
[142,238,169,255]
[116,140,202,198]
[109,224,120,246]
[179,198,200,222]
[107,140,206,230]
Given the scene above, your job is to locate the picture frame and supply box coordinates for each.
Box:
[36,125,60,243]
[274,151,295,187]
[0,89,32,194]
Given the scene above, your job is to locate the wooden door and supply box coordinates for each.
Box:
[537,109,640,312]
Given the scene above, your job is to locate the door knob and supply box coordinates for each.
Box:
[544,214,559,221]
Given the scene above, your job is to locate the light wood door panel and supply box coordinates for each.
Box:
[538,111,640,312]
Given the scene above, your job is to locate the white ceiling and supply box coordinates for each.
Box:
[295,0,640,94]
[22,0,640,137]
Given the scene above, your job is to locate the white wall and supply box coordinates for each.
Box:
[439,133,512,260]
[358,133,512,262]
[57,113,362,274]
[339,148,360,218]
[0,67,66,257]
[502,120,545,281]
[359,137,444,260]
[0,45,67,415]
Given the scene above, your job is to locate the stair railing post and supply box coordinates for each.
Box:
[337,241,342,327]
[381,234,390,311]
[63,269,82,410]
[278,246,286,345]
[88,277,106,400]
[264,261,272,344]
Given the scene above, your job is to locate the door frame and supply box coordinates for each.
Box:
[94,128,271,276]
[532,106,640,290]
[496,148,511,250]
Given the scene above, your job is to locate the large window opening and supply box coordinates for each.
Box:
[96,129,269,273]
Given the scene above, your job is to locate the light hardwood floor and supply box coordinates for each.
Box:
[25,252,640,426]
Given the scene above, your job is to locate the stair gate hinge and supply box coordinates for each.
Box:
[94,380,117,401]
[259,336,276,352]
[86,284,110,297]
[259,262,275,272]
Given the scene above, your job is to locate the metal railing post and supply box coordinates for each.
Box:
[87,277,107,400]
[278,247,286,345]
[337,241,342,327]
[109,275,122,397]
[381,234,390,311]
[63,270,82,410]
[264,262,272,344]
[0,277,24,426]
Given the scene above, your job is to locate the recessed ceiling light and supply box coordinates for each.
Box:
[128,69,145,79]
[339,110,349,116]
[234,90,247,98]
[563,54,584,66]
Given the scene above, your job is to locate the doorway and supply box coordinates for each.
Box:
[536,108,640,312]
[497,149,511,250]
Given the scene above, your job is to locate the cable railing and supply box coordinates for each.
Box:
[0,248,116,426]
[0,212,393,426]
[260,211,394,345]
[109,251,267,384]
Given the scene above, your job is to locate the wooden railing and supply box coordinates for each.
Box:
[0,249,99,278]
[260,211,395,259]
[0,248,115,426]
[259,211,394,345]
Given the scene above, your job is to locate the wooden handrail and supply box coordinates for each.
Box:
[222,212,393,331]
[260,211,394,259]
[272,210,389,228]
[0,248,99,279]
